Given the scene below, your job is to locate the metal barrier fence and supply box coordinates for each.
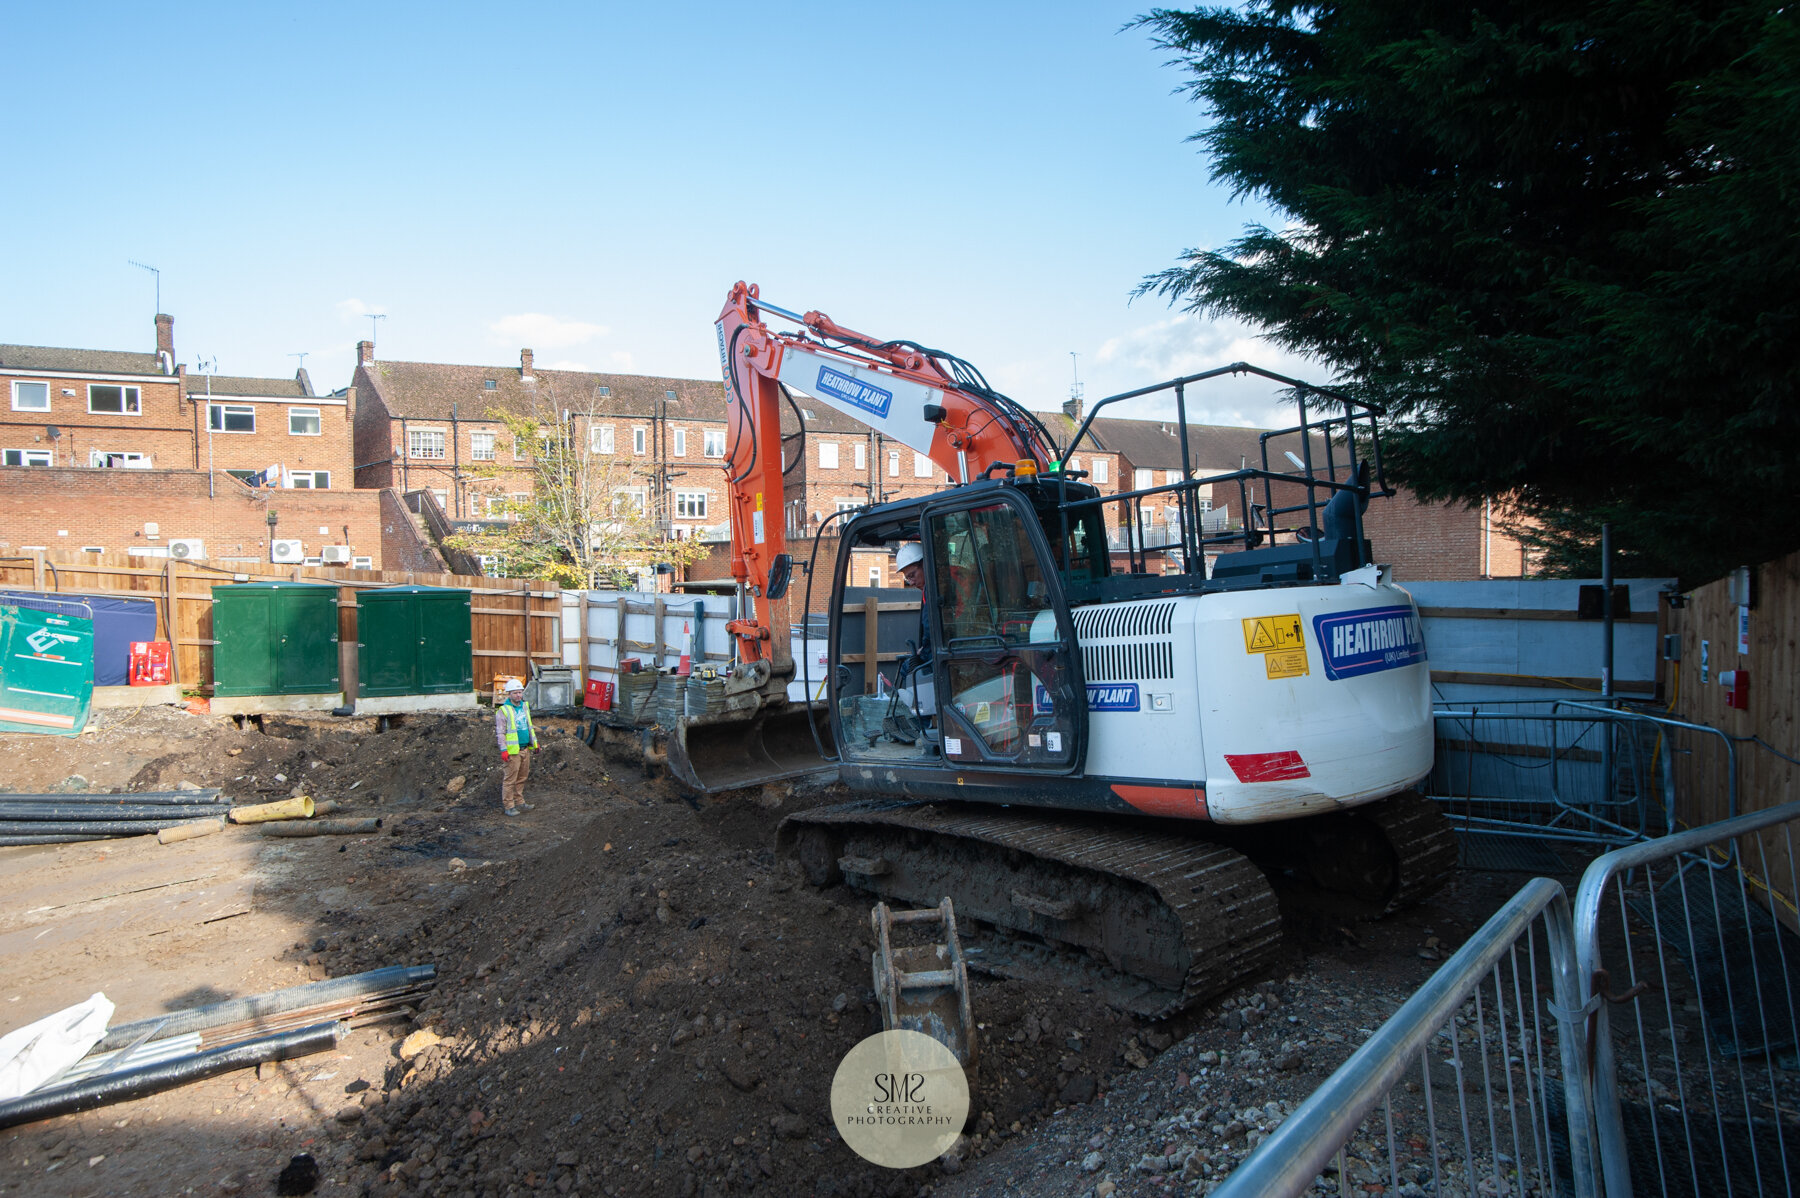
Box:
[1575,798,1800,1198]
[1213,878,1596,1198]
[1429,702,1737,846]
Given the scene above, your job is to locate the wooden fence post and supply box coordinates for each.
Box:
[165,559,183,686]
[654,596,666,669]
[863,595,879,694]
[578,591,590,693]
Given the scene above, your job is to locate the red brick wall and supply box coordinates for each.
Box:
[378,489,448,573]
[193,395,353,483]
[0,371,191,469]
[1361,489,1528,581]
[0,467,386,566]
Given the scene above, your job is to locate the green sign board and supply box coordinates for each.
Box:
[0,604,94,736]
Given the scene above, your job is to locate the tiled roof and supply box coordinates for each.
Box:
[184,373,314,399]
[357,360,727,424]
[0,344,168,376]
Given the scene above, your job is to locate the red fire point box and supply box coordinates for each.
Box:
[584,677,614,711]
[129,640,172,686]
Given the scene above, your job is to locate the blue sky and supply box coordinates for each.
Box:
[2,2,1314,427]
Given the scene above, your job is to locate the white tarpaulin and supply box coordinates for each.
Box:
[0,992,114,1099]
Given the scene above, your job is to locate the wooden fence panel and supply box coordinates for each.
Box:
[0,550,558,696]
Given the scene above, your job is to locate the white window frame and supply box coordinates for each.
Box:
[1166,469,1182,486]
[408,428,447,459]
[702,428,726,458]
[818,442,839,469]
[87,384,141,415]
[1092,458,1108,484]
[612,486,647,515]
[89,450,149,468]
[913,452,933,478]
[868,566,882,588]
[853,442,866,470]
[11,381,49,412]
[888,450,900,477]
[209,403,256,433]
[3,448,53,467]
[288,406,322,436]
[672,428,687,457]
[287,470,331,489]
[591,425,615,454]
[470,431,497,461]
[632,427,647,455]
[835,497,863,513]
[431,488,449,510]
[674,490,708,519]
[1134,468,1154,491]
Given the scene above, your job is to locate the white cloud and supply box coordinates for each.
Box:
[336,298,387,322]
[544,359,593,372]
[1090,315,1330,429]
[489,313,608,349]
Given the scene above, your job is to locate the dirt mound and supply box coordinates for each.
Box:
[320,774,1227,1198]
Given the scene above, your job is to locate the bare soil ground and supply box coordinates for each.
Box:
[0,706,1564,1198]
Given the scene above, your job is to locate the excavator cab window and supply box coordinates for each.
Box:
[922,494,1084,771]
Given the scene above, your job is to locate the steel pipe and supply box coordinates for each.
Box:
[98,964,438,1051]
[0,1021,343,1130]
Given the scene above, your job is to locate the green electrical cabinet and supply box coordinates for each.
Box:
[211,583,341,697]
[357,586,474,697]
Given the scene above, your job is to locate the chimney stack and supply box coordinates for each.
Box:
[155,314,175,372]
[520,348,534,378]
[357,340,375,366]
[1062,395,1082,424]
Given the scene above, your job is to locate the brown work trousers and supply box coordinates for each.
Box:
[501,750,532,811]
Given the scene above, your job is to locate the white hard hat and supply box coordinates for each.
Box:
[895,542,925,571]
[506,682,525,694]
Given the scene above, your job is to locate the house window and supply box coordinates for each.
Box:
[409,429,446,459]
[209,403,256,433]
[1134,468,1154,491]
[431,488,448,510]
[674,490,708,518]
[853,442,866,470]
[665,390,677,401]
[89,451,148,468]
[819,442,839,469]
[288,471,331,489]
[483,379,498,390]
[597,386,611,397]
[11,381,49,411]
[913,452,933,478]
[591,425,615,454]
[1092,458,1108,484]
[671,428,687,457]
[1166,469,1181,486]
[226,469,257,484]
[289,407,322,436]
[703,429,725,458]
[835,497,862,513]
[869,566,882,588]
[888,450,900,477]
[632,427,647,455]
[471,431,496,461]
[612,487,647,515]
[88,385,141,414]
[3,449,52,466]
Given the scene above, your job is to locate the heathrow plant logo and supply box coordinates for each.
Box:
[830,1030,969,1168]
[815,365,894,420]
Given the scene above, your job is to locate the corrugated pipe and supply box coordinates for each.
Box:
[97,964,438,1051]
[0,1021,343,1130]
[0,804,231,822]
[59,1033,205,1085]
[0,821,218,838]
[0,833,118,846]
[0,791,224,805]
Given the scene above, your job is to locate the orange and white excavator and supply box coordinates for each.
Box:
[672,282,1453,1015]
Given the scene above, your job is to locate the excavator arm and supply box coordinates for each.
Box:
[666,282,1060,794]
[715,280,1059,667]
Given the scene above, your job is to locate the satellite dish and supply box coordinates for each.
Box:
[45,426,60,441]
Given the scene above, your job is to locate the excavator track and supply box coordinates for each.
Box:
[1358,789,1459,914]
[777,801,1283,1018]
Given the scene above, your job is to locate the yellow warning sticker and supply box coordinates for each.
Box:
[1242,614,1305,654]
[974,701,991,725]
[1263,649,1309,679]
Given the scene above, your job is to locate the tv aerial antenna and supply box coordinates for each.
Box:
[128,260,161,313]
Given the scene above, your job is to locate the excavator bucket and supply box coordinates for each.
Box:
[665,702,836,795]
[870,897,978,1065]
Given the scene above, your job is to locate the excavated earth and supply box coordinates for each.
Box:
[0,705,1558,1198]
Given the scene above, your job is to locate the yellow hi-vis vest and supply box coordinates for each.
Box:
[500,700,536,753]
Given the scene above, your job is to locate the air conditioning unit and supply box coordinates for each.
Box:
[167,538,205,560]
[270,539,305,564]
[320,545,352,564]
[351,556,373,570]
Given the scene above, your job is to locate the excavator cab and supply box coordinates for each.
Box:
[831,481,1089,784]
